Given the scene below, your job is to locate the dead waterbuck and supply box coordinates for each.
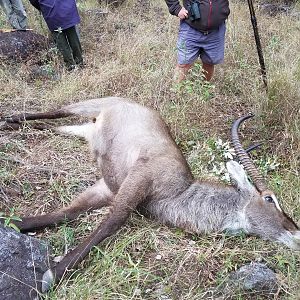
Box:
[1,97,299,292]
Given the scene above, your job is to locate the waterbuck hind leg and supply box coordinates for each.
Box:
[42,166,152,292]
[0,108,74,132]
[0,121,55,131]
[1,109,73,123]
[1,97,126,124]
[0,121,23,130]
[7,179,113,232]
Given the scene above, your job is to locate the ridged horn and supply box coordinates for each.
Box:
[231,115,268,192]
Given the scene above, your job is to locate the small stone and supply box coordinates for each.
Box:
[133,288,142,296]
[53,255,64,263]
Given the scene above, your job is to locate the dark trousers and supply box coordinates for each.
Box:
[52,26,83,68]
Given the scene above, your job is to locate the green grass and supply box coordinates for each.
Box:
[1,0,300,299]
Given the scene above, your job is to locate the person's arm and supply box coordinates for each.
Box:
[29,0,41,10]
[165,0,188,19]
[165,0,182,16]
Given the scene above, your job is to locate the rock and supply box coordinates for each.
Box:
[259,1,300,18]
[259,3,292,16]
[228,262,278,293]
[0,224,51,300]
[206,262,278,299]
[0,30,48,62]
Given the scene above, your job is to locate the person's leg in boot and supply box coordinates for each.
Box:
[64,26,83,66]
[202,63,214,81]
[200,23,226,81]
[175,22,204,83]
[52,30,75,70]
[174,63,193,83]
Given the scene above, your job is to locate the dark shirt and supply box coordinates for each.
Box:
[165,0,230,32]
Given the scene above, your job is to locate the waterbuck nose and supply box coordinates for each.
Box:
[281,210,299,232]
[293,231,300,241]
[291,231,300,250]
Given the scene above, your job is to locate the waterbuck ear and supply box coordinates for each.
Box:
[226,160,256,192]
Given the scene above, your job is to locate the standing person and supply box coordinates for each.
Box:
[0,0,27,30]
[29,0,84,71]
[165,0,230,82]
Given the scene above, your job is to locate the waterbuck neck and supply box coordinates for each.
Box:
[145,181,250,234]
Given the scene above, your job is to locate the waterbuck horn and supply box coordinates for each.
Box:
[245,143,262,153]
[231,115,268,192]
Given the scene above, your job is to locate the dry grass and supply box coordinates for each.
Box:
[0,0,300,299]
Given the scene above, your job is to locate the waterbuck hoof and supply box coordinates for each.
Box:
[42,269,55,293]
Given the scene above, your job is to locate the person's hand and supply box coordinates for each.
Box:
[178,7,188,19]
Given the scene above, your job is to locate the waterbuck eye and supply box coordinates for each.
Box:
[264,196,274,204]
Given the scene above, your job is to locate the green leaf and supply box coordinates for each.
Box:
[9,223,20,232]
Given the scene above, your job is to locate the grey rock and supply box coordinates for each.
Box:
[259,1,300,18]
[0,224,51,300]
[228,262,278,292]
[0,31,48,62]
[205,262,278,299]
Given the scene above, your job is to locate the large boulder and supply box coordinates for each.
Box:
[0,30,48,62]
[0,224,51,299]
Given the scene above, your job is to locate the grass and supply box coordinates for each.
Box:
[0,0,300,299]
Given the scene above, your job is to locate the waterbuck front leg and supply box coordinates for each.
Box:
[1,179,113,232]
[42,165,152,292]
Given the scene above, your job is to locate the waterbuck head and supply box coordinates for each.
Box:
[227,115,300,249]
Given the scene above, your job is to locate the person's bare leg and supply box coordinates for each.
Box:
[202,63,214,81]
[174,63,193,83]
